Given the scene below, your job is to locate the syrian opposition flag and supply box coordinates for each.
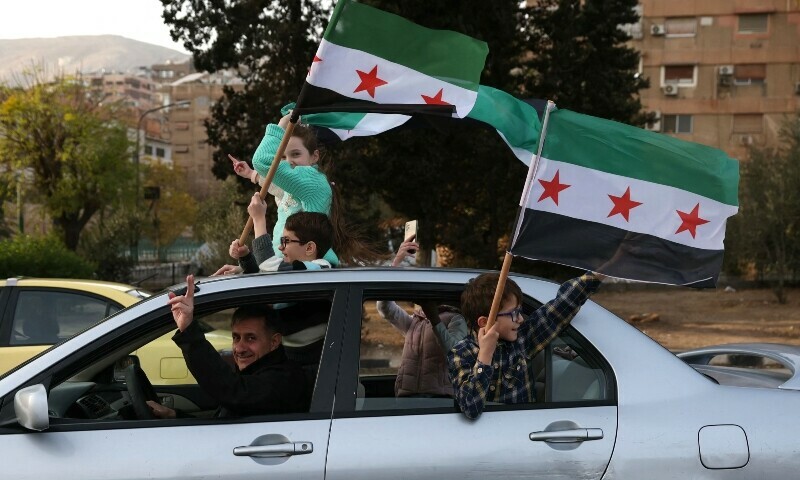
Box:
[296,0,488,120]
[510,109,740,288]
[299,85,543,164]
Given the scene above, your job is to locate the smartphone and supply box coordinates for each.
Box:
[404,220,418,254]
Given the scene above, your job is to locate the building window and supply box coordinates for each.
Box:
[733,64,766,85]
[665,17,697,37]
[156,148,166,158]
[663,115,693,134]
[733,114,763,133]
[174,122,190,131]
[144,145,153,155]
[663,65,695,85]
[738,14,768,34]
[175,145,190,154]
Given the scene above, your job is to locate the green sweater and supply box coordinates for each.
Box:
[252,124,339,265]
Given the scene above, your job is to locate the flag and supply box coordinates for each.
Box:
[299,85,544,164]
[297,0,488,119]
[510,109,740,288]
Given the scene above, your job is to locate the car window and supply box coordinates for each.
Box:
[354,293,615,414]
[10,291,116,345]
[43,294,334,424]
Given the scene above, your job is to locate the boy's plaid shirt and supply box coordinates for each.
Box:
[447,273,602,420]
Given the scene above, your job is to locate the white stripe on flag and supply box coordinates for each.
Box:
[326,113,412,140]
[309,39,478,118]
[524,157,739,250]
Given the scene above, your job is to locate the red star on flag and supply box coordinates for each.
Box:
[421,88,451,105]
[308,55,322,76]
[537,170,571,205]
[354,65,388,98]
[675,203,710,238]
[607,187,643,222]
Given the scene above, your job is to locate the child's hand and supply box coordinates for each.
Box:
[212,264,243,276]
[229,154,255,181]
[229,239,250,259]
[247,192,267,219]
[476,322,500,365]
[278,111,292,129]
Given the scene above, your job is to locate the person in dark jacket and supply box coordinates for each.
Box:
[147,274,309,418]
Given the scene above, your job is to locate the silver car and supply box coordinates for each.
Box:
[1,268,798,479]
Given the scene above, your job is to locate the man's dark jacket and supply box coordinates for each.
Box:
[172,321,309,417]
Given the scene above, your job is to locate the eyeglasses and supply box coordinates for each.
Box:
[497,307,524,323]
[279,236,307,248]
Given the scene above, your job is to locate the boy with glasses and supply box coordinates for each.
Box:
[226,193,334,272]
[448,271,603,419]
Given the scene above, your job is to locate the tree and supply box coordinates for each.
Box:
[140,160,199,261]
[0,75,134,250]
[732,114,800,303]
[524,0,649,124]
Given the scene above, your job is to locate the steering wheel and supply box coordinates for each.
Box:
[123,363,159,420]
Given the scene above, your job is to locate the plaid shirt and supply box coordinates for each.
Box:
[447,273,602,419]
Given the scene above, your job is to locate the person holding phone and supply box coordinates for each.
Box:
[375,239,469,397]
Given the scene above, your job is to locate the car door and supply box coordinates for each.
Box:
[0,279,347,480]
[325,283,617,480]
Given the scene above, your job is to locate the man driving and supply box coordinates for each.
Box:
[148,274,310,418]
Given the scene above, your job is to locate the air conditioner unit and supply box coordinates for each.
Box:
[739,135,754,146]
[718,65,735,76]
[651,24,666,36]
[662,84,679,96]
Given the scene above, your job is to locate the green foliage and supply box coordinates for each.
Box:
[732,114,800,303]
[524,0,648,123]
[193,178,250,274]
[0,73,134,250]
[0,234,95,278]
[77,210,140,283]
[140,160,199,259]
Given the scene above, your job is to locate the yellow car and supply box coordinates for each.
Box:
[0,278,231,384]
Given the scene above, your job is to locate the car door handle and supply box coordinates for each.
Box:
[529,428,603,443]
[233,441,314,457]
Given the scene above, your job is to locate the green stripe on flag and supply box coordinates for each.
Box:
[301,111,367,130]
[544,110,739,206]
[324,0,488,91]
[467,86,541,158]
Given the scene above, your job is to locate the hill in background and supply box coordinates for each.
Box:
[0,35,190,85]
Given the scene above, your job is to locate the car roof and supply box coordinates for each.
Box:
[0,277,149,307]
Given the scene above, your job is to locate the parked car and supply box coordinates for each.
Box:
[1,268,798,479]
[678,343,800,389]
[0,277,230,385]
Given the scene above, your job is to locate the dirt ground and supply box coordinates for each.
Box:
[592,286,800,351]
[362,287,800,354]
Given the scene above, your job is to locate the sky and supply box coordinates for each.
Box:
[0,0,189,53]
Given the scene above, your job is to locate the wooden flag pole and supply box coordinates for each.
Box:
[238,120,297,245]
[485,251,514,330]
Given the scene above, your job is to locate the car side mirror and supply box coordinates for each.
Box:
[14,384,49,431]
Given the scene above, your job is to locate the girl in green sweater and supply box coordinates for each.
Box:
[229,112,381,266]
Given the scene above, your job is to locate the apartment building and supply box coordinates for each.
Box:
[160,71,244,199]
[633,0,800,159]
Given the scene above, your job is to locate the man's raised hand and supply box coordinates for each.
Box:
[167,274,195,332]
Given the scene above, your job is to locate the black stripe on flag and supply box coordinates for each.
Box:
[295,83,455,116]
[510,209,723,288]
